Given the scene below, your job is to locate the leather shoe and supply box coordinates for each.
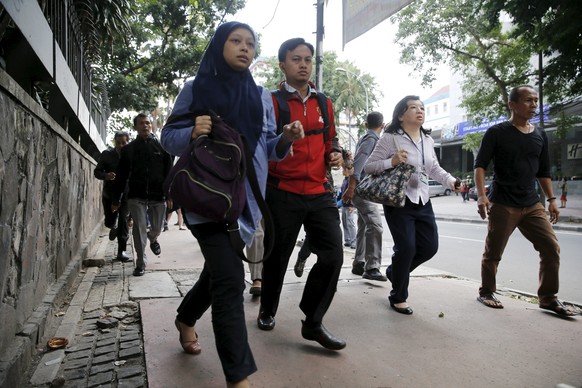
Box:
[150,241,161,255]
[117,251,131,262]
[351,261,364,276]
[301,320,346,350]
[257,312,275,331]
[108,227,118,241]
[390,302,413,315]
[133,268,145,277]
[363,268,387,282]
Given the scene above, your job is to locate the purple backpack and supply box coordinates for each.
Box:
[163,114,247,224]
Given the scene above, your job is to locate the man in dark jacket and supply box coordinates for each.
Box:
[94,131,130,261]
[112,114,173,276]
[258,38,346,350]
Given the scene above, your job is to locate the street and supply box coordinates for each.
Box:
[370,195,582,304]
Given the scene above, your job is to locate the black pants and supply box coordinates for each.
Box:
[177,223,256,383]
[260,188,343,323]
[383,198,439,304]
[102,195,129,253]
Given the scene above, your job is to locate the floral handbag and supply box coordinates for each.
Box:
[355,134,415,207]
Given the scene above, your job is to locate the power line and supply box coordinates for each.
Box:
[262,0,282,29]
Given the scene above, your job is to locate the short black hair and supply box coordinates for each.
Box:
[133,113,149,126]
[509,85,536,102]
[278,38,314,62]
[114,131,129,141]
[366,111,383,129]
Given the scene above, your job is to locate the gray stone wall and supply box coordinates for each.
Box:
[0,70,103,386]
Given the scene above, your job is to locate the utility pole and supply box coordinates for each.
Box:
[315,0,324,91]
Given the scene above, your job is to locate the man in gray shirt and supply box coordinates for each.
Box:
[343,111,386,281]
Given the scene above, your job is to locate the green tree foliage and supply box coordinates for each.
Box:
[253,51,381,135]
[462,131,485,155]
[483,0,582,103]
[392,0,534,124]
[102,0,245,113]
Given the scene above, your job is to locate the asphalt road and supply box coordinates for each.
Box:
[369,197,582,304]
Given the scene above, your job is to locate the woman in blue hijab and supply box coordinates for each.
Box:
[161,22,303,387]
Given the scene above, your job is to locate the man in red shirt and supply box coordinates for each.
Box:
[257,38,346,350]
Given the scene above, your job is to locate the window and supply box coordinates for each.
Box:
[427,106,431,116]
[443,102,448,112]
[434,105,439,114]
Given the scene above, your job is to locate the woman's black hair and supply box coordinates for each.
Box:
[384,95,431,135]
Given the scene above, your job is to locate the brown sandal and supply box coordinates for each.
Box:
[175,319,202,354]
[477,294,504,309]
[539,300,575,317]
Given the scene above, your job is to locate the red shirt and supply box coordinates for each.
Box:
[268,83,338,195]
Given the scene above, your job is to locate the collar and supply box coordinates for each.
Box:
[283,82,316,102]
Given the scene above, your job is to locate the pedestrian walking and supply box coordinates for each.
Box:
[94,131,131,262]
[258,37,346,351]
[364,95,458,315]
[112,114,172,276]
[342,111,386,281]
[160,21,304,387]
[474,85,574,316]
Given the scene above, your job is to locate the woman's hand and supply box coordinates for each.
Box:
[191,115,212,139]
[391,150,408,166]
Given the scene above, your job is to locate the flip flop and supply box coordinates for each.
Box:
[539,300,575,317]
[477,294,504,309]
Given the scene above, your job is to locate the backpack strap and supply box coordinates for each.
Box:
[228,136,274,264]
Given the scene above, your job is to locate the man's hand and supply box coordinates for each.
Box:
[105,172,116,181]
[342,187,355,204]
[192,115,212,139]
[477,196,490,220]
[548,200,560,224]
[111,203,120,213]
[282,120,305,143]
[328,151,343,169]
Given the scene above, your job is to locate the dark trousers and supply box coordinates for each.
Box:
[383,198,439,304]
[260,188,343,323]
[102,195,129,253]
[177,223,256,383]
[479,202,560,305]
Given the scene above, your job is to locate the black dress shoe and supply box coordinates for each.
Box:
[301,320,346,350]
[150,241,161,255]
[390,303,413,315]
[117,251,131,262]
[351,261,364,276]
[133,267,145,277]
[363,268,387,282]
[257,312,275,331]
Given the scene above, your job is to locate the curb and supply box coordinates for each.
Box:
[434,215,582,232]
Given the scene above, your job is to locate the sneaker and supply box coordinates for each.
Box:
[150,241,161,255]
[108,227,118,241]
[351,261,364,276]
[294,257,307,277]
[363,268,387,282]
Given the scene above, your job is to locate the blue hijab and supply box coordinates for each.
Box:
[190,21,263,152]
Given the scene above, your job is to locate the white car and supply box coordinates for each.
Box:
[428,180,451,197]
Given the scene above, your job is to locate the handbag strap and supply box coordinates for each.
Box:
[228,136,274,264]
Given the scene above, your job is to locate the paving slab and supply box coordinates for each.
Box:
[128,271,180,299]
[141,276,582,388]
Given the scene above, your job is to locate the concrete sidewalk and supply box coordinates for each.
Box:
[137,221,581,388]
[29,195,582,387]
